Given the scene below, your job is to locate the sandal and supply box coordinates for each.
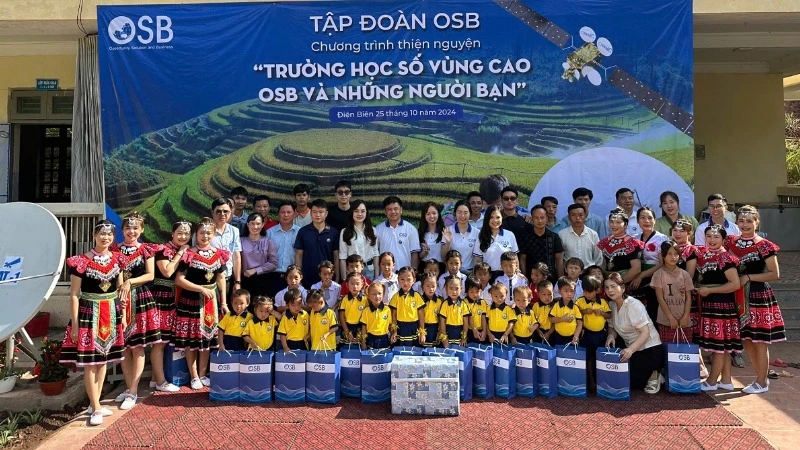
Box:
[768,369,779,379]
[770,358,788,368]
[644,374,664,394]
[788,362,800,369]
[780,370,795,378]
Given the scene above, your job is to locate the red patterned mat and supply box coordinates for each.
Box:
[84,389,773,450]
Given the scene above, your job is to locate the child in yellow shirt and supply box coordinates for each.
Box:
[484,283,516,344]
[548,277,583,346]
[217,289,252,351]
[243,296,280,351]
[308,290,339,351]
[511,286,538,345]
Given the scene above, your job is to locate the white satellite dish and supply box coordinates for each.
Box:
[0,202,65,342]
[597,37,613,57]
[581,66,602,86]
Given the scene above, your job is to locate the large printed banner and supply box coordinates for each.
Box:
[98,0,694,240]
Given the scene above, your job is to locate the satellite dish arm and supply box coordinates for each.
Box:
[0,272,59,285]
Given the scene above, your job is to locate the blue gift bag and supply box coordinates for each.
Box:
[556,344,587,398]
[393,346,424,356]
[422,347,448,356]
[664,341,701,394]
[306,350,341,404]
[163,344,189,387]
[274,350,307,402]
[239,350,274,403]
[360,349,394,403]
[443,345,474,401]
[513,344,537,398]
[595,348,630,400]
[467,343,494,399]
[492,345,517,399]
[340,345,362,398]
[532,343,557,398]
[209,351,241,401]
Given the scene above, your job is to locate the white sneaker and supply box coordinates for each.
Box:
[87,407,113,417]
[718,382,735,391]
[190,378,203,390]
[700,381,718,391]
[155,382,180,392]
[199,376,211,387]
[742,382,769,394]
[89,412,104,426]
[119,394,137,410]
[114,390,130,402]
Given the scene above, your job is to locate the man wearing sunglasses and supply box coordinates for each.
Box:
[327,179,352,231]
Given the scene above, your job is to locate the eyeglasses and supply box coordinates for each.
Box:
[214,210,231,215]
[708,204,725,210]
[336,190,351,195]
[502,196,517,201]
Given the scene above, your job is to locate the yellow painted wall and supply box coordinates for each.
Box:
[693,73,787,212]
[0,54,77,123]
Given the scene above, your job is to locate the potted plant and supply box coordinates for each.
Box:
[33,338,72,396]
[0,337,21,394]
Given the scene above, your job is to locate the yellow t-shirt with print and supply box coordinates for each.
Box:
[575,296,611,332]
[244,316,277,350]
[389,289,424,323]
[439,299,471,327]
[512,306,536,338]
[532,301,553,331]
[310,306,339,350]
[465,298,487,330]
[421,295,443,325]
[277,310,309,341]
[485,303,517,333]
[360,303,391,335]
[218,312,252,338]
[339,293,367,327]
[549,300,583,338]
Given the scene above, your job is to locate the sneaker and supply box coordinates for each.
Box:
[89,412,104,426]
[86,407,113,417]
[190,378,203,390]
[718,382,735,391]
[199,376,211,387]
[742,382,769,394]
[155,382,180,393]
[119,394,137,410]
[700,381,718,391]
[114,390,130,402]
[732,352,746,368]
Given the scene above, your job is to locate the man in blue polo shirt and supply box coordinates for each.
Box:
[375,196,421,270]
[294,199,339,289]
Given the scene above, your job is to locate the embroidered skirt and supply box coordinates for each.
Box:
[172,283,220,351]
[151,278,178,342]
[123,283,164,348]
[696,292,743,353]
[740,281,786,343]
[60,292,125,366]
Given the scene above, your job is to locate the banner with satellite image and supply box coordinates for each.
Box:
[98,0,693,240]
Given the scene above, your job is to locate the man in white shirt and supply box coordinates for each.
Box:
[375,196,421,270]
[695,193,740,246]
[558,204,603,267]
[615,187,641,237]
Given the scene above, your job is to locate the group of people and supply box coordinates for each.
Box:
[57,176,786,425]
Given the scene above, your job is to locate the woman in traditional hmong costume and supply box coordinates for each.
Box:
[597,208,643,284]
[725,205,785,394]
[695,224,742,392]
[148,220,192,393]
[113,212,162,410]
[60,220,127,426]
[174,217,230,390]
